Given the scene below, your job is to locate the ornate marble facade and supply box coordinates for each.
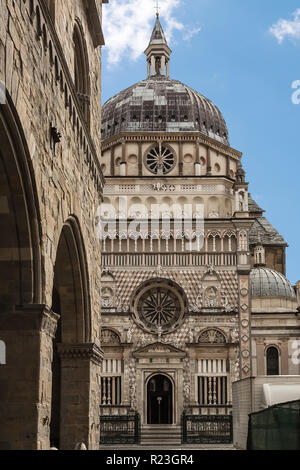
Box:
[99,15,300,441]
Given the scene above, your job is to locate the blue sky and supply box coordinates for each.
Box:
[102,0,300,284]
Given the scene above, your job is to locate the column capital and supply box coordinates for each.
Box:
[0,304,59,337]
[57,343,104,365]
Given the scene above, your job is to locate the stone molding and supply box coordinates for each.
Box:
[132,341,187,359]
[101,132,242,161]
[0,304,59,337]
[57,343,104,365]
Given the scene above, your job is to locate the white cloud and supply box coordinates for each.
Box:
[102,0,200,67]
[270,9,300,44]
[183,27,201,41]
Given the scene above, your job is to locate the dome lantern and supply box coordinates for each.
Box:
[144,14,172,78]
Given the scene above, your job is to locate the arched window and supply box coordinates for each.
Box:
[198,328,226,344]
[101,329,120,345]
[266,346,279,376]
[73,20,90,127]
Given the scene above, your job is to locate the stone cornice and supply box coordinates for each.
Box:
[101,131,242,161]
[83,0,106,47]
[133,342,187,358]
[57,343,104,365]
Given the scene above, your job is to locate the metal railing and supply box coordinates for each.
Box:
[181,411,233,445]
[100,412,140,445]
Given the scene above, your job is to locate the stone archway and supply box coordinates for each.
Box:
[0,97,48,450]
[0,97,42,309]
[50,217,102,450]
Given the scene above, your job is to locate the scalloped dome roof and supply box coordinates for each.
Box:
[101,76,229,144]
[250,267,296,299]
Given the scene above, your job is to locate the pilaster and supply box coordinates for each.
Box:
[0,304,59,450]
[57,343,103,450]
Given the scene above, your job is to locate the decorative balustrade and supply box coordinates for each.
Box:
[101,252,237,268]
[101,376,122,406]
[100,412,141,445]
[182,411,233,444]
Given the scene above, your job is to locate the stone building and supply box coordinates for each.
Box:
[99,15,300,445]
[0,0,107,450]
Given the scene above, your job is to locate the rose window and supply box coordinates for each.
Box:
[133,281,185,334]
[146,146,175,175]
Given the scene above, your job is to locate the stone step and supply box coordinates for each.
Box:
[141,426,182,445]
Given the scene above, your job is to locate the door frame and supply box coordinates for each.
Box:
[145,372,176,425]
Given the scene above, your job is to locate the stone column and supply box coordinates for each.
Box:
[161,56,166,76]
[226,155,230,177]
[195,139,201,176]
[120,139,126,176]
[206,146,212,175]
[57,343,103,450]
[138,142,143,176]
[110,145,115,177]
[151,56,156,76]
[235,190,239,213]
[179,142,183,176]
[0,304,58,450]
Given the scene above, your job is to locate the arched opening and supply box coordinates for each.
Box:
[0,97,43,449]
[73,20,90,127]
[266,346,280,376]
[50,217,91,449]
[0,98,41,309]
[147,374,173,425]
[208,196,220,218]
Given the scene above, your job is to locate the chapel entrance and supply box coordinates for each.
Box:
[147,375,173,425]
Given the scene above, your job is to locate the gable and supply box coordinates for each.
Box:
[133,342,186,358]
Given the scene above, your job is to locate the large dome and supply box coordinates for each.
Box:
[250,267,296,299]
[101,75,229,145]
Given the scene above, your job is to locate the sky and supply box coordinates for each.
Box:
[101,0,300,284]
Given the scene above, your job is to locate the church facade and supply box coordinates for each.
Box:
[0,3,299,450]
[99,15,300,445]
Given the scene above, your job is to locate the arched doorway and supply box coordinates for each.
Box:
[147,375,173,425]
[50,217,93,449]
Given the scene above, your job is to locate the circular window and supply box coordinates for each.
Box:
[133,281,185,334]
[145,145,176,175]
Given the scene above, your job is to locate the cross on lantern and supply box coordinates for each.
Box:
[154,1,160,17]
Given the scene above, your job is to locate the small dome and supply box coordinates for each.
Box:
[250,267,296,299]
[101,76,229,144]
